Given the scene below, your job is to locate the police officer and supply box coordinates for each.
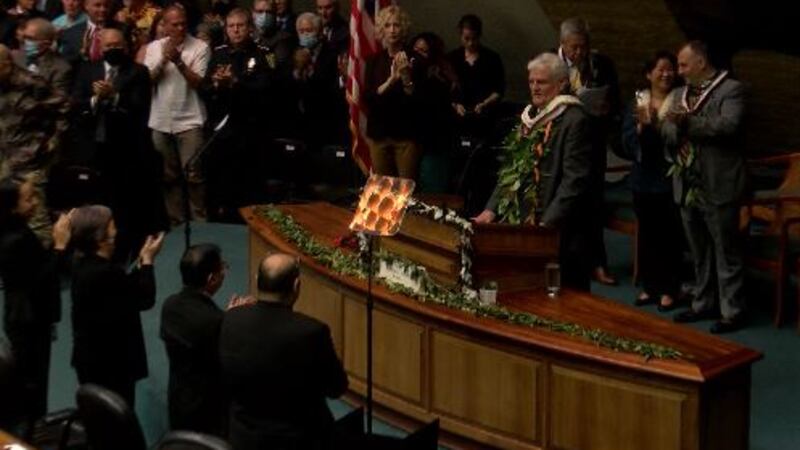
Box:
[202,7,274,222]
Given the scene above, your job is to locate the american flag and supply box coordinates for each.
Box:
[347,0,394,174]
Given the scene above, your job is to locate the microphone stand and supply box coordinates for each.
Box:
[177,114,230,249]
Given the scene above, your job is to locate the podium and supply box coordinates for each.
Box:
[378,202,559,291]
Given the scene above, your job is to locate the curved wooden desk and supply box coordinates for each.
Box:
[242,204,761,450]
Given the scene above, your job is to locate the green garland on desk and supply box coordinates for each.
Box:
[256,205,683,360]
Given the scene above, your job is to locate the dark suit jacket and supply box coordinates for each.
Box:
[71,58,152,150]
[70,59,166,259]
[32,51,73,94]
[487,104,595,227]
[59,20,126,67]
[219,301,348,450]
[661,78,746,206]
[324,14,349,54]
[161,288,226,434]
[39,0,64,20]
[288,42,347,146]
[70,254,155,383]
[0,218,62,334]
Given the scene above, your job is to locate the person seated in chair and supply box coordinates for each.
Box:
[220,253,347,450]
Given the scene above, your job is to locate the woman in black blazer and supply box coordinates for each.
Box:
[0,175,70,423]
[69,204,164,407]
[620,51,684,310]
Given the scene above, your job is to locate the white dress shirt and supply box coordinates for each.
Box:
[144,35,211,134]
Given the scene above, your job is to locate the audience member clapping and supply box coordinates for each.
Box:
[364,5,422,180]
[144,5,210,225]
[21,18,72,93]
[69,204,164,407]
[220,253,347,450]
[160,243,229,435]
[621,50,684,311]
[0,176,70,427]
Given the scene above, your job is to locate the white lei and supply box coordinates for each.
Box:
[520,95,583,130]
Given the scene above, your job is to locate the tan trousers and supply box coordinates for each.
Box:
[152,128,207,225]
[0,162,52,247]
[367,138,421,181]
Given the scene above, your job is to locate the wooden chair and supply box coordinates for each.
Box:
[742,151,800,328]
[743,152,800,232]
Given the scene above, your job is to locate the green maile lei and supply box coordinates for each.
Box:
[667,142,704,207]
[256,205,683,360]
[495,120,553,225]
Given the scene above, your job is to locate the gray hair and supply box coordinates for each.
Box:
[560,17,590,41]
[70,205,113,255]
[527,52,569,82]
[26,18,57,41]
[296,12,322,33]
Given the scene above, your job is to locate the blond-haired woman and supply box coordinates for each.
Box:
[363,5,422,180]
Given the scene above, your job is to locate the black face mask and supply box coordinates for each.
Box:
[103,48,127,66]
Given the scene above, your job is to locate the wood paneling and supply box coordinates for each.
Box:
[242,204,761,382]
[704,369,751,450]
[549,365,687,450]
[343,301,425,404]
[242,204,759,450]
[379,237,460,281]
[430,331,541,443]
[295,274,344,358]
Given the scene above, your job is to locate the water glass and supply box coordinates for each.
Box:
[545,262,561,298]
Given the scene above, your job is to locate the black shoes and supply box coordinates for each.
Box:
[674,309,746,333]
[673,308,719,323]
[710,316,746,334]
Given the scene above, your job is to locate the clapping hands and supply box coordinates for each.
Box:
[92,80,115,99]
[227,293,257,310]
[212,64,235,87]
[391,50,412,84]
[162,38,181,64]
[138,232,165,266]
[52,209,74,251]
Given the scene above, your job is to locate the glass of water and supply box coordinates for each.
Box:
[545,262,561,298]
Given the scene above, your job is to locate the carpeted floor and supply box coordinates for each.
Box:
[2,223,798,449]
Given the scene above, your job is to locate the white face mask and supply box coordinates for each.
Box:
[298,32,319,49]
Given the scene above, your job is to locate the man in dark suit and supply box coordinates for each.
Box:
[20,18,72,93]
[219,253,348,450]
[274,0,296,36]
[59,0,120,66]
[316,0,348,53]
[664,41,747,333]
[35,0,63,19]
[161,243,228,435]
[71,27,166,262]
[557,17,622,286]
[290,12,346,150]
[475,52,596,290]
